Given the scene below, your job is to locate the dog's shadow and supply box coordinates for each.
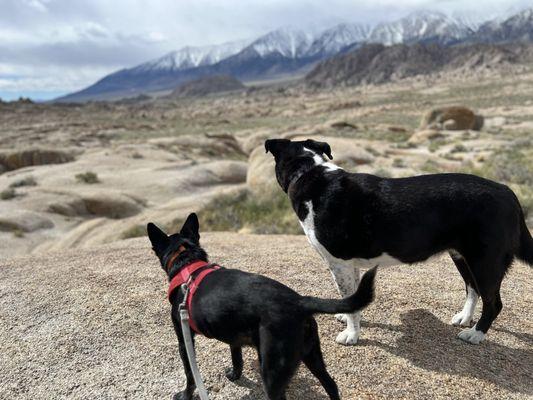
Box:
[231,366,330,400]
[359,309,533,396]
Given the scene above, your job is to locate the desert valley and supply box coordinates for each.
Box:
[1,64,532,257]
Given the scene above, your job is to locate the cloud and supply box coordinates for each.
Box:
[0,0,530,100]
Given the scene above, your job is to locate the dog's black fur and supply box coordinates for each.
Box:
[265,138,533,342]
[148,213,377,400]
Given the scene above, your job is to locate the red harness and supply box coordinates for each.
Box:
[167,260,220,336]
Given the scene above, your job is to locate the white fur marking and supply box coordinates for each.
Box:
[457,324,486,344]
[300,200,402,345]
[451,285,478,327]
[299,201,360,344]
[303,147,342,172]
[324,162,341,171]
[304,147,327,166]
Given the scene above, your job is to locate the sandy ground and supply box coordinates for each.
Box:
[1,232,531,399]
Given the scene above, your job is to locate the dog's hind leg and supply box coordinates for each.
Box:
[225,344,243,382]
[302,318,340,400]
[449,251,479,327]
[259,324,302,400]
[329,262,361,345]
[457,252,509,344]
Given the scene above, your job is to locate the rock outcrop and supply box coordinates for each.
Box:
[0,148,75,172]
[419,106,483,131]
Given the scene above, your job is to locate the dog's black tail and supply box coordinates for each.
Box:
[517,218,533,266]
[299,267,377,315]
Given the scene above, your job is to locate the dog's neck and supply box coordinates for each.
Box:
[287,166,312,191]
[163,246,208,281]
[286,150,336,192]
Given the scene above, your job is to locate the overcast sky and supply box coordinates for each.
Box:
[0,0,530,100]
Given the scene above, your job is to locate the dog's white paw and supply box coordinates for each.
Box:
[451,311,474,327]
[457,326,486,344]
[335,329,359,345]
[335,313,348,323]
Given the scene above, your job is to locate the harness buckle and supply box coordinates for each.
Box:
[178,282,190,314]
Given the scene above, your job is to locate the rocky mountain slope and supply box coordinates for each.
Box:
[170,75,245,97]
[305,42,533,87]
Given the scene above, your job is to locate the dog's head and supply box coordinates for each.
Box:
[264,138,333,192]
[147,213,207,277]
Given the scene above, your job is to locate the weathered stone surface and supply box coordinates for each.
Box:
[0,210,54,232]
[246,146,278,196]
[0,148,75,171]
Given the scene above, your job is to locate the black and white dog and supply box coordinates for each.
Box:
[148,213,377,400]
[265,138,533,345]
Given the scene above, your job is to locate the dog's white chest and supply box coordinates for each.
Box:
[299,201,332,261]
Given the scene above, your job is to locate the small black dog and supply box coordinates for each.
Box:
[148,213,377,400]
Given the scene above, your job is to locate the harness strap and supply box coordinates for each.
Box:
[185,266,220,335]
[167,260,220,336]
[167,261,208,300]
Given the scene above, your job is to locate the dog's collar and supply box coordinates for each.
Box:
[165,245,187,273]
[287,165,314,192]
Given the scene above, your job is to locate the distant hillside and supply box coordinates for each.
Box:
[305,42,533,87]
[170,75,245,97]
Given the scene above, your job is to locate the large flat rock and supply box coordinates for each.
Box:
[1,233,531,399]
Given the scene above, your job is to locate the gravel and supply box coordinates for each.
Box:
[1,232,531,399]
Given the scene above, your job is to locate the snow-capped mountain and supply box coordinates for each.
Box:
[307,23,371,56]
[129,40,250,73]
[244,27,313,59]
[369,11,473,45]
[474,7,533,43]
[202,28,318,81]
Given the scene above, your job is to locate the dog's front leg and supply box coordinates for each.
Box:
[225,344,243,381]
[172,316,196,400]
[329,263,361,345]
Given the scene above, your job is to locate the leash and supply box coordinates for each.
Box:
[179,282,209,400]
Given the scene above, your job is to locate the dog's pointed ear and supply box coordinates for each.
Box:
[305,139,333,160]
[147,222,169,253]
[180,213,200,243]
[265,138,290,157]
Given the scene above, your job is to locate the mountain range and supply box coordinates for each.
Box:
[56,8,533,102]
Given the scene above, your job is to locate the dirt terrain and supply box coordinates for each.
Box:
[1,233,531,399]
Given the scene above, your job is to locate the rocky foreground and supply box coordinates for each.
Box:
[1,233,531,399]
